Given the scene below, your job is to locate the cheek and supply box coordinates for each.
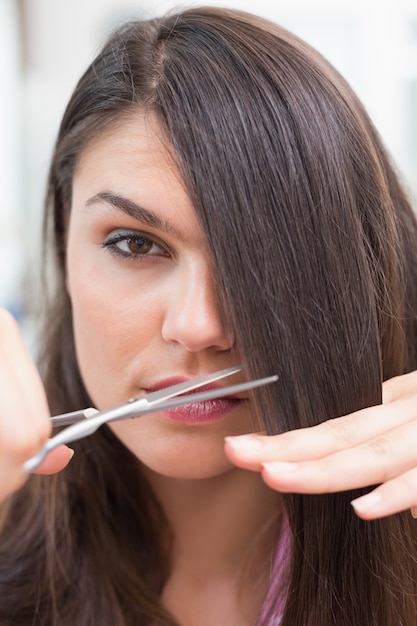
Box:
[64,216,180,410]
[65,219,166,342]
[69,268,165,354]
[70,281,131,407]
[66,253,161,409]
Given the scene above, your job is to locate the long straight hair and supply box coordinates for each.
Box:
[1,6,417,625]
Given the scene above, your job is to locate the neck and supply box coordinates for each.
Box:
[143,466,282,625]
[145,467,281,573]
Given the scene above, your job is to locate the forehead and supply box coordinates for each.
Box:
[70,112,207,245]
[72,111,192,213]
[75,112,178,178]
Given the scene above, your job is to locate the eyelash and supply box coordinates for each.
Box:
[102,230,169,260]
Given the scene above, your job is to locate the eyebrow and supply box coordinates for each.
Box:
[85,191,181,238]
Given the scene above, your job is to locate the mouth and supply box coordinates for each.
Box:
[143,376,245,424]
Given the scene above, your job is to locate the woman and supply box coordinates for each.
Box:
[1,5,417,625]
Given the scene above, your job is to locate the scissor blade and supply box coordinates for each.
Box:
[51,365,242,427]
[37,374,278,451]
[109,375,279,422]
[142,365,243,403]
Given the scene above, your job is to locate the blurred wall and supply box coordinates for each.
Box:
[1,0,417,322]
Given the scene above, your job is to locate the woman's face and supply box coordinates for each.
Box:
[66,114,256,479]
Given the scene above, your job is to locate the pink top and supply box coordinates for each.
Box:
[257,512,291,626]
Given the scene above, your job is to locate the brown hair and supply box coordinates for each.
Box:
[1,6,417,625]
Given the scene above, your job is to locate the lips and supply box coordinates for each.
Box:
[161,397,242,424]
[143,376,244,424]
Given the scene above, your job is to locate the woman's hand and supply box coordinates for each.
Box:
[0,309,73,503]
[225,370,417,520]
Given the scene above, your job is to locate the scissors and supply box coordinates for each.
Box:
[24,366,278,473]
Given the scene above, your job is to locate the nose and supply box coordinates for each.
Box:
[161,263,234,353]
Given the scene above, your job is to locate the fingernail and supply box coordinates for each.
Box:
[68,448,75,461]
[225,434,263,454]
[262,461,298,474]
[351,491,382,512]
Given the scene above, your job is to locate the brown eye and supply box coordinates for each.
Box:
[103,230,168,259]
[126,236,153,254]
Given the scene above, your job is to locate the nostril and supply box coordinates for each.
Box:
[161,310,233,352]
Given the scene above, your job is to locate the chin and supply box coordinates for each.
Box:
[109,423,234,480]
[140,455,235,480]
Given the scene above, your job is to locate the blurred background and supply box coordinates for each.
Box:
[1,0,417,333]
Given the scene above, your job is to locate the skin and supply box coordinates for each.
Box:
[66,113,281,624]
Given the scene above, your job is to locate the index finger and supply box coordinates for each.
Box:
[225,394,417,471]
[382,370,417,404]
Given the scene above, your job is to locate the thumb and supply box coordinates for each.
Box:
[32,445,75,475]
